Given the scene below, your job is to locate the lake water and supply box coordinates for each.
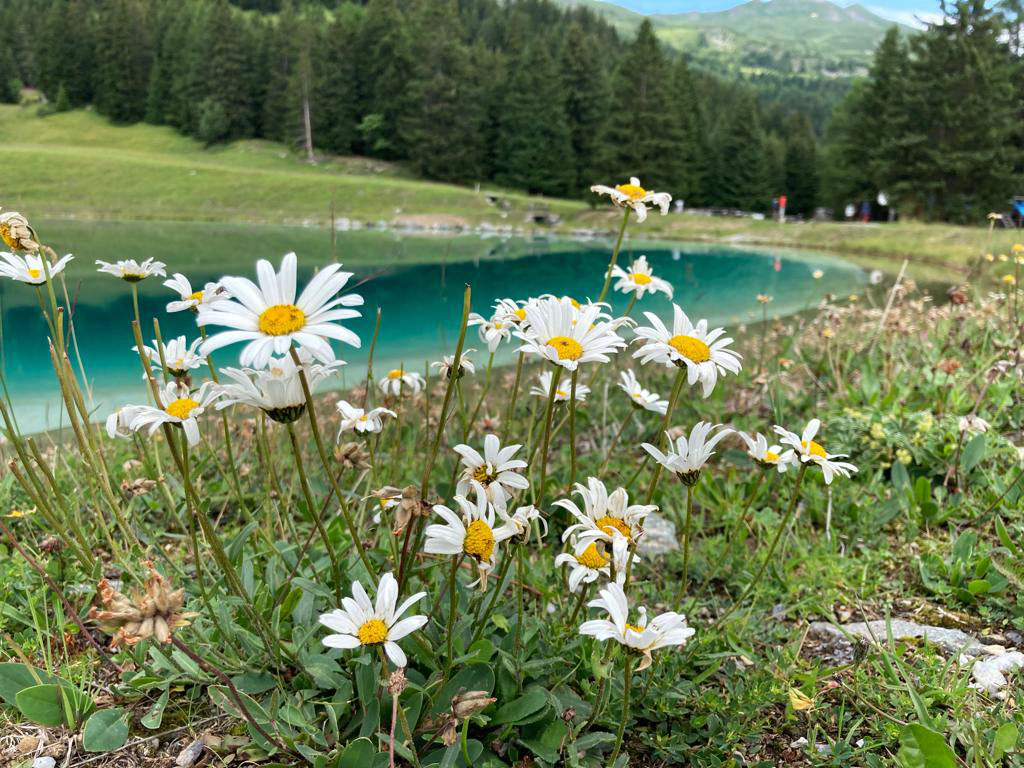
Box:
[0,220,865,434]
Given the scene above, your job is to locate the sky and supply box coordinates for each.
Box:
[603,0,944,27]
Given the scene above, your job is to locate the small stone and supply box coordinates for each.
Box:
[968,652,1024,694]
[809,620,985,657]
[32,758,55,768]
[636,512,677,557]
[983,644,1007,655]
[175,738,204,768]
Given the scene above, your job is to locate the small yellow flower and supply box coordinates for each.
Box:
[1012,243,1024,254]
[999,254,1009,262]
[985,253,995,262]
[789,687,814,713]
[896,448,912,465]
[756,294,773,304]
[5,507,36,519]
[870,422,885,440]
[821,327,835,339]
[1002,274,1017,286]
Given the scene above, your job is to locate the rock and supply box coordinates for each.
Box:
[636,512,677,557]
[967,652,1024,694]
[175,739,204,768]
[809,620,985,657]
[32,758,55,768]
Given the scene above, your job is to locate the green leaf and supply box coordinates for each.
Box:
[996,518,1022,557]
[15,683,93,727]
[897,724,955,768]
[962,433,987,473]
[892,460,911,497]
[140,689,169,730]
[967,579,991,595]
[994,722,1018,760]
[0,663,65,706]
[490,687,548,725]
[83,708,130,752]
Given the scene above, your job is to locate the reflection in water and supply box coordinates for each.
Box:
[0,234,863,434]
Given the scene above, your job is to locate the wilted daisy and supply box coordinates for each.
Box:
[336,400,396,435]
[215,352,343,424]
[469,299,525,352]
[959,414,990,434]
[454,434,528,512]
[318,572,427,668]
[737,431,790,473]
[530,370,590,402]
[164,273,227,313]
[642,422,733,485]
[0,252,73,284]
[579,582,695,670]
[775,419,858,485]
[123,381,219,446]
[198,251,362,369]
[558,476,654,545]
[96,258,167,282]
[431,350,476,380]
[633,305,742,398]
[379,369,425,397]
[0,211,39,252]
[590,177,672,223]
[618,370,667,414]
[134,335,206,378]
[106,406,142,439]
[516,296,625,371]
[611,255,673,299]
[556,533,633,592]
[496,504,547,544]
[424,486,515,585]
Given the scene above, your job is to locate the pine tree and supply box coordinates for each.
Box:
[201,0,256,139]
[92,0,153,123]
[356,0,413,157]
[709,93,768,210]
[667,56,703,205]
[312,13,360,155]
[783,113,818,216]
[560,22,611,194]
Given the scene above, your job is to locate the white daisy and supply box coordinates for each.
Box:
[737,431,790,473]
[164,273,227,313]
[469,299,525,352]
[617,370,667,415]
[215,351,343,424]
[318,572,427,668]
[529,370,590,402]
[431,350,476,380]
[641,422,733,485]
[774,419,858,485]
[959,415,990,434]
[0,211,39,252]
[611,255,673,299]
[379,369,425,397]
[633,305,742,398]
[558,476,654,546]
[516,296,625,371]
[556,533,634,593]
[134,335,207,378]
[105,406,142,439]
[122,381,220,447]
[0,252,73,284]
[495,504,547,544]
[424,486,516,585]
[197,251,362,369]
[336,400,396,435]
[454,433,529,513]
[579,582,695,670]
[590,177,672,223]
[95,258,167,282]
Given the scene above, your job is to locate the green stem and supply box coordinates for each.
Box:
[568,368,579,488]
[642,368,687,505]
[675,482,695,604]
[567,582,590,627]
[505,351,525,425]
[465,350,495,440]
[469,547,516,648]
[596,208,630,305]
[608,653,634,766]
[533,365,563,506]
[443,556,460,683]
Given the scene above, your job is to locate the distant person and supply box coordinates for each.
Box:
[845,203,856,219]
[674,199,684,214]
[860,200,870,223]
[779,195,787,222]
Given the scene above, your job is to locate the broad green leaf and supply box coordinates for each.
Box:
[490,687,548,725]
[994,722,1018,760]
[429,664,494,716]
[0,663,65,707]
[962,433,987,473]
[83,708,130,752]
[897,724,955,768]
[16,683,93,727]
[140,688,169,730]
[967,579,991,595]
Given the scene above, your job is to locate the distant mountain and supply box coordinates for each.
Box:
[554,0,912,75]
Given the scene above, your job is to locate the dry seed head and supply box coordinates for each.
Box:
[89,561,197,648]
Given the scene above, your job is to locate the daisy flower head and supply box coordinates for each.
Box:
[424,484,515,586]
[529,370,590,402]
[556,533,634,593]
[134,335,206,379]
[379,369,425,397]
[197,251,362,369]
[774,419,858,485]
[454,433,528,512]
[579,582,694,670]
[642,422,733,486]
[738,431,790,473]
[215,351,342,424]
[468,299,525,352]
[558,476,654,546]
[633,305,742,398]
[590,177,672,223]
[0,252,73,284]
[0,211,39,252]
[618,370,667,414]
[126,381,219,446]
[318,572,427,668]
[106,406,143,439]
[336,400,396,436]
[611,255,673,299]
[495,503,547,544]
[96,258,166,282]
[516,296,625,371]
[431,350,476,380]
[164,273,227,313]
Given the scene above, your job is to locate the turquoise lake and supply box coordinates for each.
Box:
[0,220,866,435]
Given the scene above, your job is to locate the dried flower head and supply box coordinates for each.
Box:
[386,668,408,696]
[336,441,370,471]
[121,477,157,498]
[89,561,197,648]
[0,211,40,252]
[451,690,496,719]
[936,358,961,375]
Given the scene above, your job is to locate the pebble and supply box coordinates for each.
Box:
[809,619,985,657]
[965,652,1024,695]
[32,759,55,768]
[175,739,204,768]
[636,512,678,556]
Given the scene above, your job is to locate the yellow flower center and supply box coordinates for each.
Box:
[514,308,527,321]
[576,543,610,569]
[632,273,652,285]
[258,304,306,336]
[667,335,711,363]
[357,618,389,645]
[595,515,631,540]
[565,297,581,309]
[471,465,496,486]
[464,519,495,562]
[166,398,200,420]
[556,390,569,398]
[547,336,583,361]
[27,268,41,279]
[493,321,503,329]
[0,224,15,249]
[615,183,647,201]
[188,290,204,303]
[763,451,779,463]
[387,370,404,380]
[801,440,827,459]
[625,623,644,634]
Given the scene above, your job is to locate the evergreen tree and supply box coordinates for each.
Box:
[709,93,768,210]
[356,0,413,157]
[783,113,818,216]
[667,56,703,204]
[93,0,152,123]
[560,22,611,194]
[201,0,255,139]
[312,13,360,155]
